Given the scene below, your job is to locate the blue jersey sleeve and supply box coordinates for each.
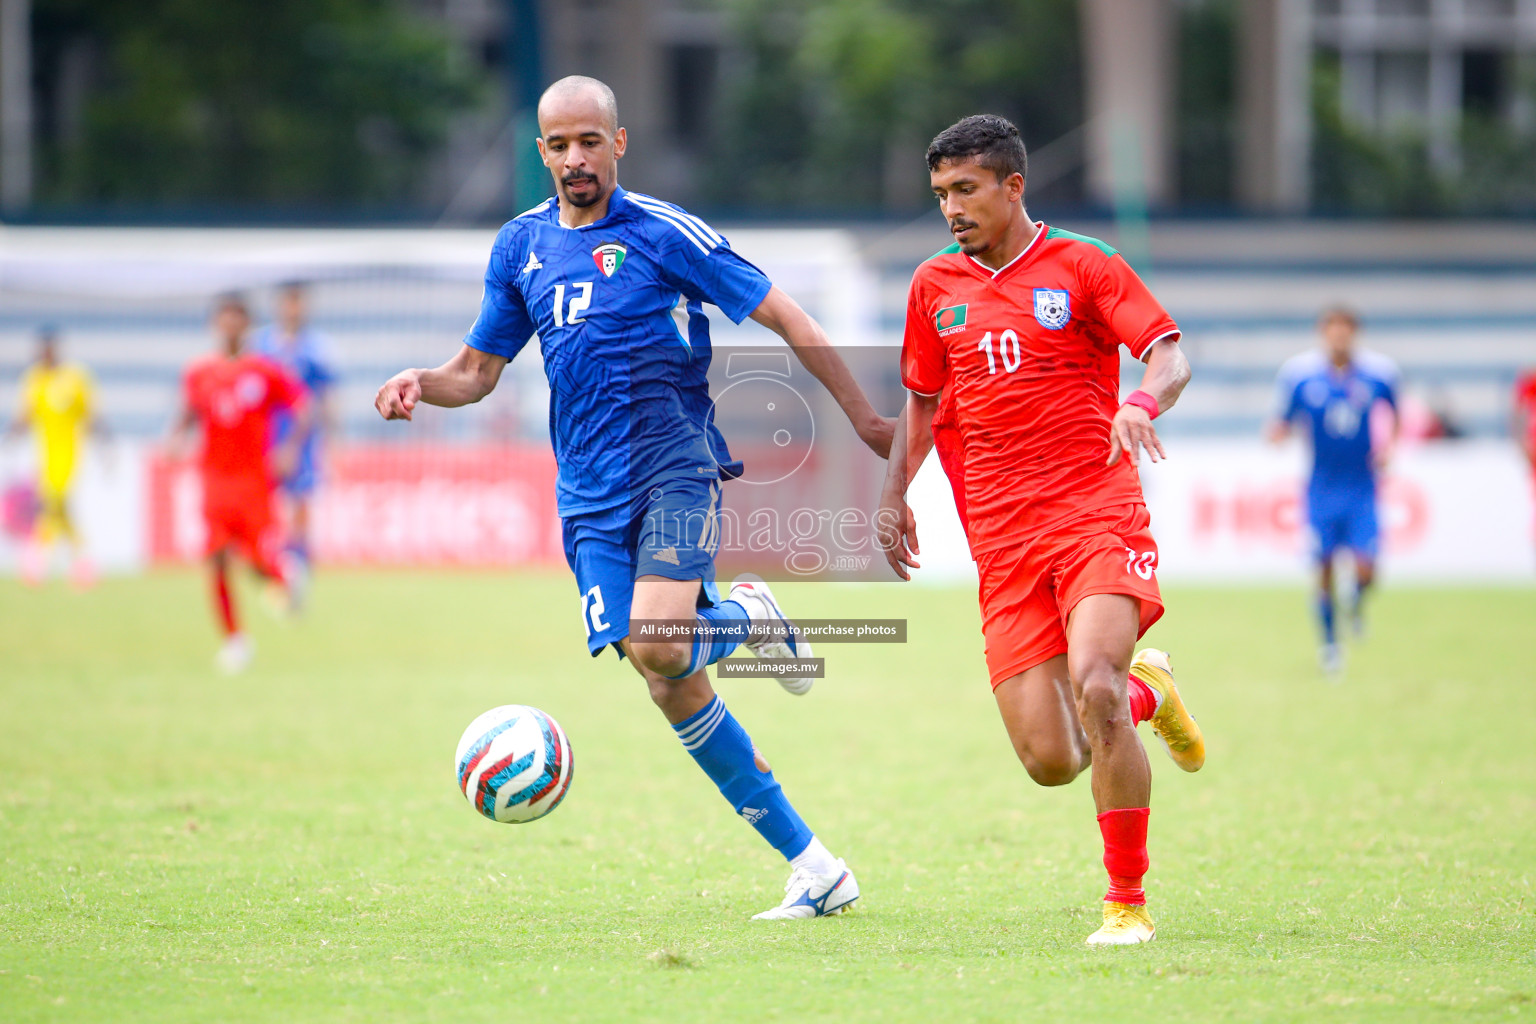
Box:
[652,219,773,324]
[1359,350,1400,410]
[1376,369,1398,410]
[464,226,536,360]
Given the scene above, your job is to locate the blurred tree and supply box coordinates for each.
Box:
[705,0,1082,213]
[1175,0,1236,209]
[1311,51,1536,216]
[31,0,480,210]
[1310,53,1452,216]
[1455,54,1536,215]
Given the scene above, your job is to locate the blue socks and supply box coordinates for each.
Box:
[1316,592,1336,645]
[657,605,819,863]
[664,599,751,679]
[672,696,813,861]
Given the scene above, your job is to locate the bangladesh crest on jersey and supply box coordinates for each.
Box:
[1033,288,1071,330]
[592,242,627,278]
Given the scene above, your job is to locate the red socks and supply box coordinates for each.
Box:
[1126,675,1156,725]
[1096,681,1153,904]
[213,566,238,636]
[1098,807,1150,905]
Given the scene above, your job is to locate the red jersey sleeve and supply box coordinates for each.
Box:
[1088,252,1180,360]
[900,272,948,396]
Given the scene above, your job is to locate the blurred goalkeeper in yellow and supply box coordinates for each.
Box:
[6,327,107,587]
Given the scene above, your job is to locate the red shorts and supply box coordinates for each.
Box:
[975,503,1165,689]
[204,476,280,567]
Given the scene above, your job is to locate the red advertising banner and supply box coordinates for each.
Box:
[147,444,563,566]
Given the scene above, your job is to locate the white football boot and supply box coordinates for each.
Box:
[216,633,254,675]
[727,577,816,695]
[751,859,860,920]
[1319,641,1344,679]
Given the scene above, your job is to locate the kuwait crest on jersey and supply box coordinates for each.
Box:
[1033,288,1071,330]
[592,242,627,278]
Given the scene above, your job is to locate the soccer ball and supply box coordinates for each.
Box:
[454,705,574,824]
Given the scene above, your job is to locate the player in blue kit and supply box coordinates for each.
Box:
[253,281,337,608]
[1267,307,1398,674]
[375,76,892,919]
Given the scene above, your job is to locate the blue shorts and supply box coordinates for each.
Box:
[564,476,724,657]
[1307,493,1379,561]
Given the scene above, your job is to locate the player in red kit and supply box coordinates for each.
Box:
[877,116,1206,945]
[1515,369,1536,560]
[170,295,309,673]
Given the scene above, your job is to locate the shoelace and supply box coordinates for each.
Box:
[1106,904,1144,926]
[781,867,819,897]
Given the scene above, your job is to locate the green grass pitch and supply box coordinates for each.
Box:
[2,570,1533,1022]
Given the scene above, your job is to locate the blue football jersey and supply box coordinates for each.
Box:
[1275,349,1398,495]
[464,185,772,517]
[253,324,338,395]
[252,323,337,475]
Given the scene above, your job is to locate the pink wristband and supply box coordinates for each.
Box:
[1123,390,1160,419]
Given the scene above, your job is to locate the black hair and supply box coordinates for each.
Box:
[926,114,1027,184]
[1319,305,1359,329]
[214,292,250,316]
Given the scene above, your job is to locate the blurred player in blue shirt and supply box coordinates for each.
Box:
[253,281,337,607]
[1267,307,1398,674]
[375,76,891,919]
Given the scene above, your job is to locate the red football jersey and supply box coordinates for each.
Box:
[183,352,304,486]
[902,224,1180,553]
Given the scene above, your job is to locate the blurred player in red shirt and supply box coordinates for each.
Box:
[1515,369,1536,554]
[170,294,309,673]
[878,115,1206,946]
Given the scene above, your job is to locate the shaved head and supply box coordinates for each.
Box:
[535,75,626,221]
[538,75,618,135]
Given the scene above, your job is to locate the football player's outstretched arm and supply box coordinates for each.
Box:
[375,345,508,421]
[749,286,895,458]
[876,391,939,581]
[1108,337,1191,468]
[1514,399,1535,464]
[1373,394,1400,470]
[166,401,198,462]
[6,381,34,439]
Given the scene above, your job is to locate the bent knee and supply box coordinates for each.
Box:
[1013,739,1087,792]
[1074,675,1129,726]
[630,640,693,682]
[1017,748,1081,787]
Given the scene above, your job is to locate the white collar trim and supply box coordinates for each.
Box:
[966,222,1045,278]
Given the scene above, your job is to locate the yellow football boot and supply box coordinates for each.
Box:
[1085,901,1156,946]
[1130,648,1205,773]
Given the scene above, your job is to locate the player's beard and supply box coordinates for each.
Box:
[949,218,984,255]
[563,172,603,208]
